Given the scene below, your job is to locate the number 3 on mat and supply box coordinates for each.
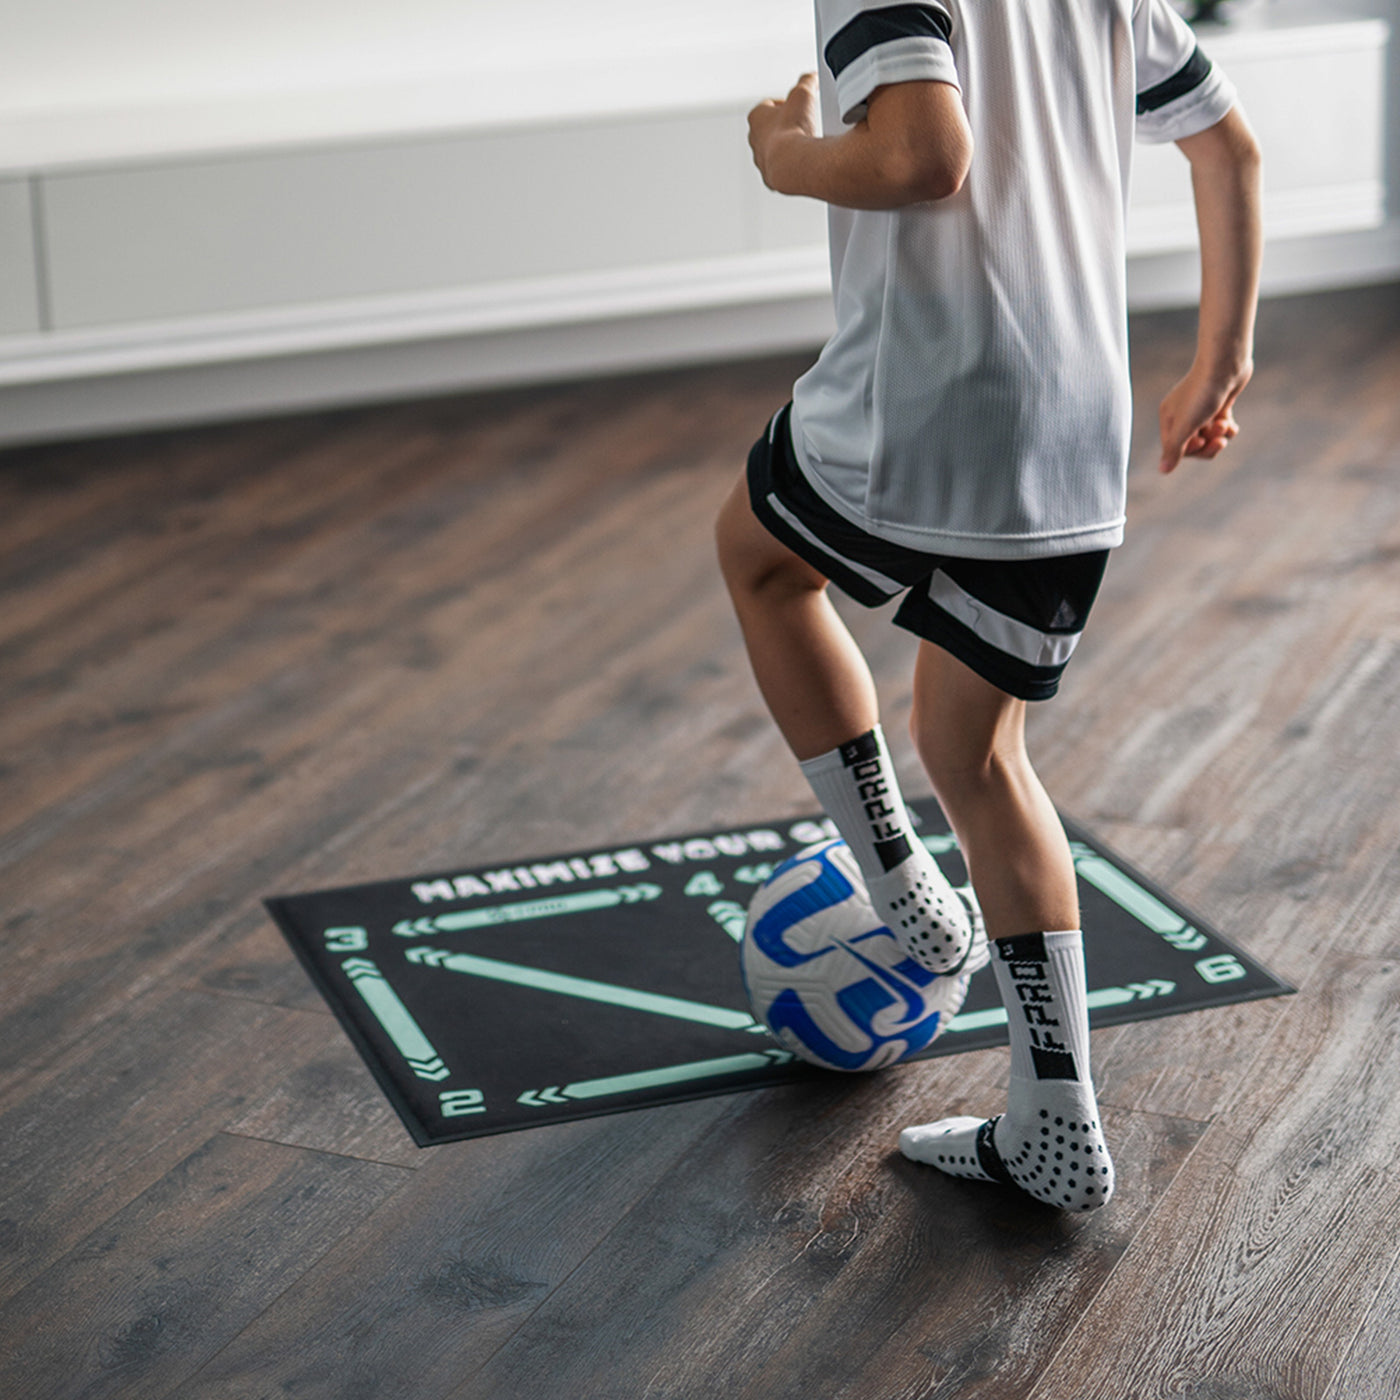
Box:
[323,926,368,953]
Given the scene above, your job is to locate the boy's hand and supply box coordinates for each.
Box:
[748,73,820,192]
[1165,107,1262,476]
[1157,361,1252,474]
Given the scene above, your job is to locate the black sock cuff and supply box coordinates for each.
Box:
[838,730,881,767]
[997,932,1049,963]
[872,834,913,871]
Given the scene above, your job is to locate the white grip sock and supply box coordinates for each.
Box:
[900,931,1114,1211]
[799,726,973,975]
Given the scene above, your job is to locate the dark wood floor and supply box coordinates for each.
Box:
[3,281,1400,1399]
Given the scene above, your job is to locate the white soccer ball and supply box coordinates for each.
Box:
[740,839,973,1072]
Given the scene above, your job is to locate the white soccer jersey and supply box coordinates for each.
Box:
[789,0,1239,559]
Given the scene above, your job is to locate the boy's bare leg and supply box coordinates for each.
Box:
[715,474,878,761]
[716,475,975,974]
[907,642,1077,941]
[901,641,1115,1210]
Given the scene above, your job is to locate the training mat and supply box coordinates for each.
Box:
[267,799,1292,1146]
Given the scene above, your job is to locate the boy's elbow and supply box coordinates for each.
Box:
[1238,127,1263,176]
[934,145,973,200]
[864,81,973,206]
[905,136,973,203]
[1226,114,1262,175]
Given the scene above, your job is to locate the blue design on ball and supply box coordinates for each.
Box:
[749,840,860,968]
[742,841,956,1071]
[765,979,947,1071]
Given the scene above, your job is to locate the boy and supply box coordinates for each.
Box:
[716,0,1261,1209]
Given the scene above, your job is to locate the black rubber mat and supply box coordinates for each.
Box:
[267,799,1292,1145]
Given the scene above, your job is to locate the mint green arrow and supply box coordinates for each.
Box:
[945,1006,1009,1032]
[944,981,1179,1034]
[405,946,764,1032]
[341,958,451,1081]
[517,1086,571,1106]
[1083,983,1178,1011]
[1071,851,1191,935]
[393,884,663,937]
[919,833,962,856]
[1069,847,1203,949]
[515,1049,795,1106]
[565,1049,794,1098]
[1126,979,1175,999]
[707,899,748,943]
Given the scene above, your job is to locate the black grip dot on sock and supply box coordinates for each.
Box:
[901,1094,1115,1211]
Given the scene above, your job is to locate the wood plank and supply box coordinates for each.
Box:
[0,282,1397,1399]
[0,737,444,1073]
[1331,836,1400,964]
[0,374,700,837]
[0,1132,408,1400]
[1042,441,1400,852]
[0,985,347,1303]
[0,415,313,577]
[1323,1246,1400,1400]
[175,1097,734,1400]
[1160,631,1400,989]
[0,361,804,1074]
[1091,996,1290,1125]
[453,1050,1205,1400]
[0,416,567,835]
[194,908,343,1015]
[0,364,789,862]
[225,1036,440,1170]
[1027,955,1400,1400]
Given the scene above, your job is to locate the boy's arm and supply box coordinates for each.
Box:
[749,72,972,210]
[1157,105,1263,474]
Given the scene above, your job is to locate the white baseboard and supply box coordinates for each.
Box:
[1128,182,1385,257]
[1129,217,1400,310]
[0,287,837,449]
[0,248,833,388]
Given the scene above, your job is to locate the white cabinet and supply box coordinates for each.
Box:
[0,3,1390,444]
[0,180,41,336]
[41,113,750,330]
[1130,16,1388,253]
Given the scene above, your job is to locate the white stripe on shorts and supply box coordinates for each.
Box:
[926,569,1082,668]
[765,492,904,597]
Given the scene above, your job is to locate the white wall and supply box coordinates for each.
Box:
[0,0,815,168]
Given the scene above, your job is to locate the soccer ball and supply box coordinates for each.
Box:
[740,839,975,1072]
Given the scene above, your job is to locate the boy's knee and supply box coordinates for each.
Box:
[910,644,1030,800]
[910,708,967,792]
[909,696,1000,804]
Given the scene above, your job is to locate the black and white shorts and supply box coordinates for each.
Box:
[747,405,1109,701]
